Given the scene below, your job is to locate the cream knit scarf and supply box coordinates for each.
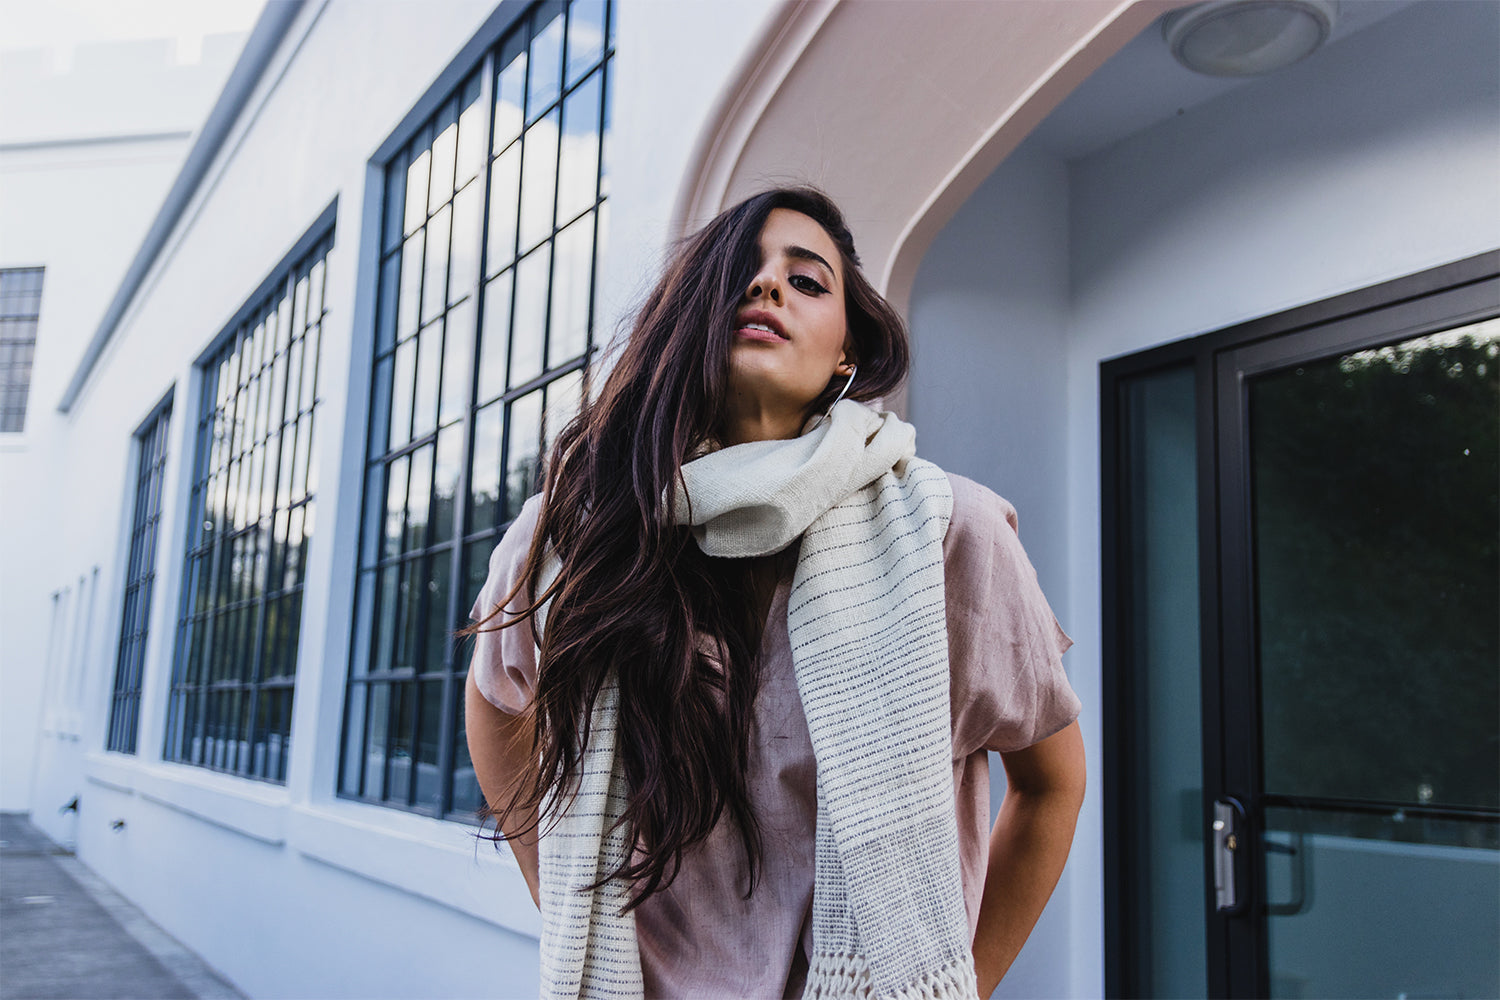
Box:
[535,400,977,1000]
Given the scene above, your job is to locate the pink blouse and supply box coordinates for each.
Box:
[469,473,1080,998]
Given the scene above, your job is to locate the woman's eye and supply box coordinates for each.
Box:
[789,274,829,296]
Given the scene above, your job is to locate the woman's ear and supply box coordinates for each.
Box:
[838,339,856,375]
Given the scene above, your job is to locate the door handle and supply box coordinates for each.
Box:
[1263,832,1308,916]
[1212,796,1248,914]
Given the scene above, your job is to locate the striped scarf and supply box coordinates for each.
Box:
[536,401,977,999]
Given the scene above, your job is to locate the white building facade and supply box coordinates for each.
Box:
[2,1,1496,997]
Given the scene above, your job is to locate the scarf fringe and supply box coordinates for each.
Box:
[803,953,980,1000]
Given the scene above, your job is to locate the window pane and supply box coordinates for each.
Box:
[1252,321,1500,809]
[412,320,443,438]
[432,424,462,542]
[404,146,430,236]
[477,271,513,405]
[548,211,594,370]
[469,402,502,532]
[1115,364,1206,997]
[427,110,458,216]
[308,258,326,323]
[556,71,601,224]
[415,678,446,811]
[398,231,424,340]
[454,73,485,188]
[462,539,492,617]
[386,680,415,805]
[372,254,396,359]
[464,539,492,614]
[373,565,399,674]
[543,368,583,459]
[389,337,416,450]
[510,248,549,388]
[362,683,389,799]
[422,204,451,326]
[451,685,481,816]
[350,570,375,679]
[439,298,475,427]
[448,183,482,306]
[397,562,422,674]
[405,445,434,553]
[486,146,521,276]
[282,504,307,591]
[566,0,606,86]
[368,355,393,459]
[493,43,527,153]
[383,455,408,562]
[505,390,543,520]
[424,549,453,674]
[518,111,560,253]
[528,7,565,119]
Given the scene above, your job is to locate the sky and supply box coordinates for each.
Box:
[0,0,266,70]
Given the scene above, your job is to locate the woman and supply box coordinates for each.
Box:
[466,187,1085,999]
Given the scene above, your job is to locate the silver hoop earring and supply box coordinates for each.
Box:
[810,365,857,431]
[829,365,856,410]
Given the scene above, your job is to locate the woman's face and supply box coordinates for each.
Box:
[726,208,852,435]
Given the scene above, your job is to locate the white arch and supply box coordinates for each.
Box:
[672,0,1188,314]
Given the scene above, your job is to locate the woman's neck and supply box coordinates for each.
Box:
[722,391,806,446]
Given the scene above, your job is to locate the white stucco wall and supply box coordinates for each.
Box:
[8,1,776,995]
[0,34,243,815]
[909,2,1500,996]
[910,138,1082,1000]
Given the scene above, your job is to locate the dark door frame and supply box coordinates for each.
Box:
[1101,250,1500,998]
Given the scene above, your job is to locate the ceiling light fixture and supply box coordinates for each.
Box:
[1164,0,1338,77]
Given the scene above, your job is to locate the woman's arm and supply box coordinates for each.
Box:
[972,720,1086,996]
[465,671,542,907]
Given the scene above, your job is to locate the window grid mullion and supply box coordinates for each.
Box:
[242,274,295,775]
[434,48,498,817]
[344,0,611,817]
[166,238,329,782]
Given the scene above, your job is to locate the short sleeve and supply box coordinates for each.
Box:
[467,494,544,715]
[944,474,1081,757]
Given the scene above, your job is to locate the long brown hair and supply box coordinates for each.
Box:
[471,187,909,908]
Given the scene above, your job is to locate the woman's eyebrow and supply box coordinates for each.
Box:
[784,245,837,284]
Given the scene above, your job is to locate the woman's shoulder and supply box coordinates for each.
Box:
[942,471,1020,544]
[487,493,545,569]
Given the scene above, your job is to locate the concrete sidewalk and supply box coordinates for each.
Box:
[0,813,242,1000]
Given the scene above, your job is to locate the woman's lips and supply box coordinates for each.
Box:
[735,310,787,342]
[736,324,785,343]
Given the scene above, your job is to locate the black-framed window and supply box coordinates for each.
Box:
[0,267,44,433]
[341,0,612,817]
[164,232,333,782]
[107,396,173,754]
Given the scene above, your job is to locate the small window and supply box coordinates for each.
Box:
[0,267,44,433]
[107,397,174,754]
[163,232,333,782]
[341,0,613,817]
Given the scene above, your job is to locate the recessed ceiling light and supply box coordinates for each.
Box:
[1164,0,1338,77]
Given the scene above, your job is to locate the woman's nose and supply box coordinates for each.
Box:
[745,271,782,304]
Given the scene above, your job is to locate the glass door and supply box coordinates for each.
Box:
[1216,307,1499,997]
[1103,257,1500,998]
